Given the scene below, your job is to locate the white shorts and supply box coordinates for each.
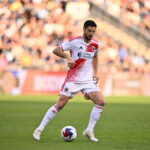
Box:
[60,81,100,98]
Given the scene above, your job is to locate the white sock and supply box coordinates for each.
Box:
[86,104,103,132]
[38,104,59,131]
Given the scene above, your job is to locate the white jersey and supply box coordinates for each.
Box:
[60,35,100,83]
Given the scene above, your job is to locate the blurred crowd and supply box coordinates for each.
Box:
[92,0,150,32]
[0,0,150,74]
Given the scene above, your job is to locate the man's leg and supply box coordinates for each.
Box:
[83,91,105,142]
[33,95,70,140]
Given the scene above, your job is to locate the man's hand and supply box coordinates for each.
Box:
[66,56,75,68]
[53,47,75,68]
[93,73,99,84]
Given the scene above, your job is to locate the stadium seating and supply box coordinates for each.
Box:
[0,0,149,74]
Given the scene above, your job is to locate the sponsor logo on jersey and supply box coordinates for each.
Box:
[82,52,93,58]
[77,52,93,58]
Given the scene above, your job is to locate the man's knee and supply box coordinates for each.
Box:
[94,96,106,106]
[99,99,106,107]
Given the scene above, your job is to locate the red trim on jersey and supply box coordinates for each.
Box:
[60,58,86,91]
[86,42,98,52]
[67,58,86,81]
[69,36,82,42]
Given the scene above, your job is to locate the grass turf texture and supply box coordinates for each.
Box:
[0,95,150,150]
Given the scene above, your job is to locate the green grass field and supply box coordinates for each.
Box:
[0,95,150,150]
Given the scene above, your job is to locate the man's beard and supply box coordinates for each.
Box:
[85,34,92,41]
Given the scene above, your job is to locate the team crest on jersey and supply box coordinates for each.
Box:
[91,46,95,51]
[86,42,98,53]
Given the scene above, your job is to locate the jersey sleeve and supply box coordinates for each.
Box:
[60,40,73,51]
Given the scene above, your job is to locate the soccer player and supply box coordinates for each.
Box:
[33,20,105,142]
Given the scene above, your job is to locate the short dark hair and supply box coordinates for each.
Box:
[83,20,97,29]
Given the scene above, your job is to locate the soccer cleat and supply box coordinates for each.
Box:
[33,128,42,140]
[83,130,99,142]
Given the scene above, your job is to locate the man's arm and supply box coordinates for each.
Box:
[92,55,99,84]
[53,47,75,68]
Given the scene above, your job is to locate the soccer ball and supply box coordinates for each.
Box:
[61,126,77,142]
